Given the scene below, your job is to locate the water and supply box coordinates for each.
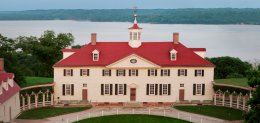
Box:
[0,20,260,61]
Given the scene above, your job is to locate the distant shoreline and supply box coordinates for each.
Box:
[0,8,260,25]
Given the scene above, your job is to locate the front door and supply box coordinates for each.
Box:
[82,89,88,100]
[130,88,136,101]
[179,89,185,101]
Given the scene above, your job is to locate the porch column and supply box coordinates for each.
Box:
[22,96,25,111]
[230,95,232,107]
[27,95,31,109]
[222,94,225,106]
[243,96,246,110]
[43,93,46,106]
[236,96,240,109]
[51,93,54,105]
[35,94,38,108]
[214,94,217,105]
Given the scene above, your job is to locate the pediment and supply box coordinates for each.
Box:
[106,54,160,68]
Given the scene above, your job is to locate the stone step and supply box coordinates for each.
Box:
[124,102,143,108]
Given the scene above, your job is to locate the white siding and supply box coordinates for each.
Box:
[0,93,20,122]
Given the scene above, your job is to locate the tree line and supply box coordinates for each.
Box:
[1,8,260,24]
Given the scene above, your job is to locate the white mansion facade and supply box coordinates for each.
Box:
[53,14,215,105]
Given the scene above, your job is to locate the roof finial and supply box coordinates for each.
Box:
[133,6,138,24]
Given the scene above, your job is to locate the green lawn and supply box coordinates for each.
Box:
[174,105,245,120]
[21,76,54,87]
[18,106,91,119]
[75,114,190,123]
[215,78,248,87]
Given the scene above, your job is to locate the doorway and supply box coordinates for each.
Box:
[130,88,136,101]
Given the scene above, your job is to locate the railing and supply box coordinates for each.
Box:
[213,90,250,111]
[20,90,54,111]
[54,108,224,123]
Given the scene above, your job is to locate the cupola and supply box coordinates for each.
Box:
[128,8,142,48]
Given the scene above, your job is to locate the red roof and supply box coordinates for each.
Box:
[129,23,142,29]
[62,49,79,52]
[189,48,206,52]
[0,72,20,104]
[54,42,214,67]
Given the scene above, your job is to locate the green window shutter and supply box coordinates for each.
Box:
[124,84,127,95]
[159,84,162,95]
[202,84,205,95]
[155,84,158,95]
[115,84,118,95]
[146,84,149,95]
[71,84,74,95]
[101,84,104,95]
[168,84,171,95]
[110,84,113,95]
[62,84,65,96]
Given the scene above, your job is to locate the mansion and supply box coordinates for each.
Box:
[53,14,215,105]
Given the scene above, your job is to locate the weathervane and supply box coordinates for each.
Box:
[133,6,137,17]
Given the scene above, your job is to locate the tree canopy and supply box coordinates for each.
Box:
[245,68,260,123]
[207,56,252,79]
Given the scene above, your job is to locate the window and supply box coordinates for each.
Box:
[80,69,89,76]
[148,69,157,76]
[138,32,141,40]
[65,84,71,95]
[171,53,176,60]
[170,49,177,61]
[149,84,155,94]
[103,69,111,76]
[196,84,202,94]
[62,84,74,96]
[117,69,125,76]
[64,69,73,76]
[195,69,204,77]
[193,84,205,95]
[83,83,87,87]
[0,86,2,95]
[118,84,124,95]
[178,69,187,76]
[129,69,138,76]
[162,84,168,95]
[180,84,184,87]
[161,69,170,76]
[92,49,99,61]
[130,32,133,40]
[133,32,137,40]
[104,84,110,95]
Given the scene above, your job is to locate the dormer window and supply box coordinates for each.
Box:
[169,49,177,61]
[92,49,99,61]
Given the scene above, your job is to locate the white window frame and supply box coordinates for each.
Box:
[162,84,168,95]
[82,69,89,76]
[196,84,202,95]
[162,69,169,76]
[118,84,124,95]
[149,84,155,95]
[103,69,111,76]
[65,69,72,76]
[104,84,110,95]
[130,69,138,76]
[179,69,186,76]
[196,69,203,76]
[65,84,71,95]
[117,69,125,76]
[149,69,157,76]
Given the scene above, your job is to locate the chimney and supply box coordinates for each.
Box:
[0,58,4,72]
[173,33,179,44]
[91,33,97,45]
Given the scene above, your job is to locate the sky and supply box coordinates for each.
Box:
[0,0,260,11]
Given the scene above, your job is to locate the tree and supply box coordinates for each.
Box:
[16,30,74,77]
[0,34,25,85]
[206,56,252,79]
[245,70,260,123]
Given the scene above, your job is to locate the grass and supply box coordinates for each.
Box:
[174,105,245,120]
[75,114,190,123]
[18,106,91,119]
[215,78,248,87]
[21,76,54,87]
